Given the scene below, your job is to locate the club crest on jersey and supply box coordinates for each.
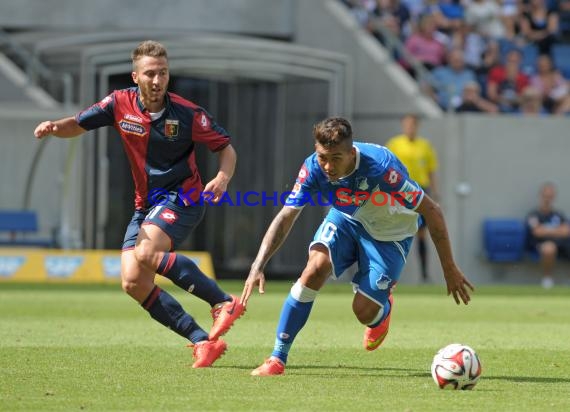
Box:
[165,119,179,138]
[383,168,402,187]
[356,177,369,191]
[159,208,178,224]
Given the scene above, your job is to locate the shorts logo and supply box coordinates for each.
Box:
[159,208,178,224]
[119,120,146,136]
[383,168,402,186]
[376,273,391,290]
[165,119,179,137]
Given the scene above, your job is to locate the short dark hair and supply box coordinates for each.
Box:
[313,117,353,148]
[131,40,168,69]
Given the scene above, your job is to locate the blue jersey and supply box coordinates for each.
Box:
[287,142,424,241]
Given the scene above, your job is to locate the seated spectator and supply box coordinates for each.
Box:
[422,0,464,35]
[455,81,499,113]
[431,48,477,109]
[369,0,412,42]
[530,54,570,115]
[559,0,570,40]
[518,85,549,115]
[526,182,570,289]
[487,48,531,112]
[476,39,502,77]
[465,0,507,40]
[404,14,447,71]
[519,0,559,57]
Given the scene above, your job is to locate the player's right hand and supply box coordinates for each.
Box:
[240,268,265,307]
[34,121,58,139]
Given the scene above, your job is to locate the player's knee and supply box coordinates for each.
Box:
[121,278,138,297]
[540,241,557,258]
[133,242,160,268]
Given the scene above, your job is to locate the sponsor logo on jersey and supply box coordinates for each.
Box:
[119,120,146,136]
[124,114,143,123]
[297,165,309,183]
[383,168,402,186]
[159,208,178,224]
[99,95,113,108]
[44,256,84,278]
[165,119,179,137]
[0,256,25,277]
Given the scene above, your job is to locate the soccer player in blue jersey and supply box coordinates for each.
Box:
[33,40,245,368]
[241,117,474,376]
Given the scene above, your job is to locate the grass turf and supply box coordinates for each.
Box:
[1,281,570,411]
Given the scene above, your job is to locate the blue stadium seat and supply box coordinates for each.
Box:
[483,218,526,262]
[552,44,570,79]
[520,44,539,75]
[0,210,54,247]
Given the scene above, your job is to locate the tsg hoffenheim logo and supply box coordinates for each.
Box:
[0,256,25,277]
[44,256,84,278]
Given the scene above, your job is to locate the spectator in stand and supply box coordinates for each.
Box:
[518,85,549,115]
[465,0,507,40]
[422,0,464,36]
[404,14,447,71]
[342,0,378,27]
[430,48,477,110]
[477,39,502,77]
[501,0,522,40]
[369,0,412,42]
[519,0,559,56]
[530,54,570,115]
[526,182,570,289]
[455,81,499,113]
[486,48,530,112]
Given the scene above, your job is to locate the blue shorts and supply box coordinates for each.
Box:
[311,208,413,306]
[122,192,205,251]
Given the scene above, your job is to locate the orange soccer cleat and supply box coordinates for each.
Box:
[190,339,227,368]
[251,357,285,376]
[363,294,394,351]
[208,295,246,341]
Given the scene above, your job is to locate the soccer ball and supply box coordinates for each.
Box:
[431,343,482,390]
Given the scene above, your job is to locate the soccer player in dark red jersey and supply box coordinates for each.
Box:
[34,40,244,368]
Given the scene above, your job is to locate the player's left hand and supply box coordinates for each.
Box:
[203,175,228,203]
[443,264,474,305]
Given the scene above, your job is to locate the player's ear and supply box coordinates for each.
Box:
[131,71,138,84]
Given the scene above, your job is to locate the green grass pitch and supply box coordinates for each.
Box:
[1,281,570,411]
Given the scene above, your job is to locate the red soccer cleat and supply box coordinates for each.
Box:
[208,295,246,340]
[251,357,285,376]
[190,339,227,368]
[363,294,394,351]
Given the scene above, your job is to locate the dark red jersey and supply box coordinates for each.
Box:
[76,87,231,209]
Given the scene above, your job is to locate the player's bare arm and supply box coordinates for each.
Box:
[416,194,474,305]
[241,206,302,305]
[33,116,87,139]
[203,144,237,203]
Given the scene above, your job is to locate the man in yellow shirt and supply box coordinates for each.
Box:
[386,114,439,282]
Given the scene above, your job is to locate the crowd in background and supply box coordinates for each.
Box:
[341,0,570,115]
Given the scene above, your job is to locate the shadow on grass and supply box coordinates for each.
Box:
[223,364,570,384]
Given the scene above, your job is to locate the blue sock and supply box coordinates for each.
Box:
[271,293,314,364]
[157,253,230,307]
[142,286,208,344]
